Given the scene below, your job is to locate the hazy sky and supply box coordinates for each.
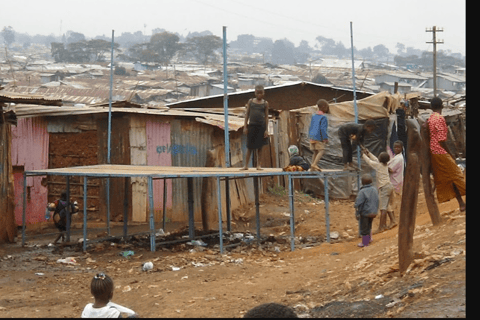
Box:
[1,0,465,55]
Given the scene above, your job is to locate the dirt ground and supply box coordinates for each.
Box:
[0,189,466,318]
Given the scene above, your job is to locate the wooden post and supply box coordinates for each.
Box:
[419,118,442,225]
[0,108,17,243]
[398,119,422,274]
[201,149,216,231]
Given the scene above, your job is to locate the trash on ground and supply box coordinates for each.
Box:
[56,257,77,265]
[142,262,153,271]
[187,240,207,247]
[119,250,135,258]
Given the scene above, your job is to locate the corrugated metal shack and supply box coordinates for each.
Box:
[7,101,252,227]
[6,81,377,228]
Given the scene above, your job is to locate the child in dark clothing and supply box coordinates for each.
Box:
[338,120,376,171]
[354,174,379,247]
[50,191,79,244]
[287,145,310,171]
[241,85,269,170]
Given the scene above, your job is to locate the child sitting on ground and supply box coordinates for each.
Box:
[82,273,137,318]
[361,147,394,233]
[307,99,330,171]
[354,174,379,247]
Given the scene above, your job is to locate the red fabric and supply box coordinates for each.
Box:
[428,112,448,154]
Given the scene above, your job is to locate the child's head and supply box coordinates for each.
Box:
[243,302,298,318]
[361,173,373,186]
[430,96,443,112]
[287,145,299,156]
[254,85,265,99]
[378,152,390,164]
[393,140,403,155]
[91,272,114,303]
[316,99,330,113]
[364,119,376,133]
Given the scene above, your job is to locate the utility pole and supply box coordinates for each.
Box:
[426,26,443,97]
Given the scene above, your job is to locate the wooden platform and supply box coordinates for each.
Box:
[25,164,351,179]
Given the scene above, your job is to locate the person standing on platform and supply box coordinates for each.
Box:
[241,85,269,171]
[308,99,330,171]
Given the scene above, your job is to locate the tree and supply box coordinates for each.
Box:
[87,39,120,62]
[295,40,312,60]
[1,26,15,47]
[271,39,295,65]
[396,42,405,56]
[184,35,223,65]
[373,44,390,58]
[358,47,374,59]
[149,32,182,65]
[66,31,85,44]
[51,42,68,62]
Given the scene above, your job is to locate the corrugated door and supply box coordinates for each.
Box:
[11,118,49,225]
[129,116,148,222]
[146,119,172,222]
[170,119,213,223]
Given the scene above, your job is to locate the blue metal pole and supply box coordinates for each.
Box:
[21,173,26,246]
[148,177,155,251]
[216,177,224,254]
[65,176,71,242]
[288,175,295,251]
[324,176,330,243]
[350,22,362,190]
[83,177,88,252]
[106,30,115,236]
[107,29,114,164]
[222,26,230,167]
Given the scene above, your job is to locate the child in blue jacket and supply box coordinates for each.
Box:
[354,174,379,247]
[308,99,329,171]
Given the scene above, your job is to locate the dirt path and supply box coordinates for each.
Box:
[0,191,466,318]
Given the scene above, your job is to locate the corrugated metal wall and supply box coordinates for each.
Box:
[146,119,173,222]
[170,119,213,222]
[11,118,49,225]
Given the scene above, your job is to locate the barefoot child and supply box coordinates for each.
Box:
[354,174,379,247]
[338,120,376,171]
[82,273,137,318]
[241,85,269,170]
[361,148,394,233]
[307,99,329,171]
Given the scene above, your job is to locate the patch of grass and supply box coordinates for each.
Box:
[267,184,287,197]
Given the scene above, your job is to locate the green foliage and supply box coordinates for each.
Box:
[267,184,287,197]
[127,31,182,65]
[183,35,222,65]
[1,26,15,47]
[50,39,120,63]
